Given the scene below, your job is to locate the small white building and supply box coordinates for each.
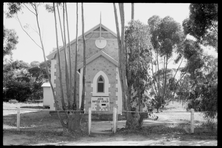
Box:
[41,82,55,110]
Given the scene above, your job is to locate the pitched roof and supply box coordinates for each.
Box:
[77,50,118,69]
[41,82,50,87]
[47,23,117,60]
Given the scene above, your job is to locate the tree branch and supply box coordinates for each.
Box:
[32,3,59,115]
[30,3,36,11]
[150,54,159,95]
[23,3,36,15]
[156,50,160,96]
[56,4,64,44]
[15,14,42,49]
[172,56,184,80]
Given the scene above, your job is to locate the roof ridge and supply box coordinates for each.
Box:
[77,50,118,69]
[47,23,117,60]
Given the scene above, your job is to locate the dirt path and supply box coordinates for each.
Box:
[3,132,33,145]
[4,132,216,146]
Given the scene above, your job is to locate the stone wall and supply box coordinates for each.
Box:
[84,56,118,114]
[54,30,119,111]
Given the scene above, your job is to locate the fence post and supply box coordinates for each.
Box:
[113,107,117,133]
[190,108,194,133]
[17,104,20,131]
[88,107,91,135]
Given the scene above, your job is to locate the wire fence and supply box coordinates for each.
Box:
[3,106,200,135]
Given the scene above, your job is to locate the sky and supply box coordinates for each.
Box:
[3,3,193,64]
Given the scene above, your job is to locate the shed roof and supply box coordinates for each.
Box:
[41,82,51,87]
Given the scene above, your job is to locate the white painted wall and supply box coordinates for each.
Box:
[43,87,52,106]
[42,83,55,110]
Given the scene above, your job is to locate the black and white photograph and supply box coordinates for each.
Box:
[3,2,217,146]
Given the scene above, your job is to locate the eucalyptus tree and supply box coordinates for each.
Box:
[183,3,218,118]
[125,20,152,129]
[52,2,87,135]
[6,2,87,136]
[5,3,58,111]
[73,3,78,109]
[80,3,86,111]
[3,27,19,58]
[147,15,185,112]
[179,4,218,119]
[114,3,154,129]
[113,3,129,125]
[183,3,218,50]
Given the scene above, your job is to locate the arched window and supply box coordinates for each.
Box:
[97,76,104,93]
[91,71,110,96]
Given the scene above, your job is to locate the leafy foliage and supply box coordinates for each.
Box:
[125,20,152,128]
[183,4,218,49]
[3,27,19,57]
[148,15,184,57]
[179,4,218,119]
[178,44,217,119]
[5,3,22,18]
[125,20,152,99]
[147,15,185,111]
[45,4,54,13]
[3,60,50,102]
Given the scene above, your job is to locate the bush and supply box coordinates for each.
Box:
[185,83,217,119]
[28,82,43,100]
[4,80,32,102]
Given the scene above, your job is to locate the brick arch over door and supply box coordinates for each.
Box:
[91,70,110,96]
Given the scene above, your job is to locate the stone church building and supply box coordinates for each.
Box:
[47,23,122,114]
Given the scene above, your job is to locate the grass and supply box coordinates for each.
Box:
[3,101,217,145]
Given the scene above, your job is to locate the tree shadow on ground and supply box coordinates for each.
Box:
[3,111,63,133]
[20,106,48,109]
[3,110,217,145]
[115,122,217,142]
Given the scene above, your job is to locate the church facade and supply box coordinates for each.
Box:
[47,23,122,114]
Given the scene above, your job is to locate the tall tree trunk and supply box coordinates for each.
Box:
[65,3,74,109]
[16,3,68,133]
[162,55,168,107]
[131,3,134,20]
[54,3,84,135]
[62,3,71,109]
[33,4,58,110]
[150,53,158,95]
[164,56,184,102]
[113,3,126,111]
[119,3,129,112]
[156,50,160,96]
[56,4,64,44]
[36,3,70,134]
[56,4,70,108]
[119,3,142,129]
[52,3,68,130]
[73,3,78,109]
[80,3,86,111]
[53,3,66,111]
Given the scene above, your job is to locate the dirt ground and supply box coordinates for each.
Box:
[3,101,217,146]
